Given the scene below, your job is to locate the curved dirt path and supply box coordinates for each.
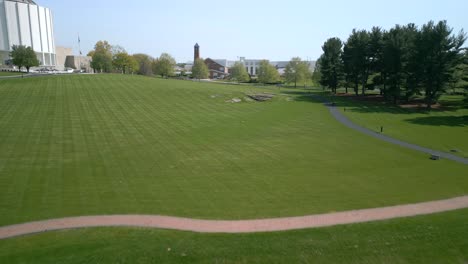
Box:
[1,196,467,239]
[306,94,468,164]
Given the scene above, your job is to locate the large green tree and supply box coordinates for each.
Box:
[368,27,385,94]
[311,57,322,88]
[257,60,280,84]
[113,51,138,74]
[318,38,344,93]
[230,61,250,82]
[381,25,409,104]
[10,45,39,73]
[416,20,466,109]
[459,50,468,98]
[284,57,311,88]
[111,45,126,57]
[343,29,371,95]
[90,41,113,73]
[133,54,154,76]
[341,49,354,94]
[153,53,176,78]
[191,58,209,79]
[398,23,420,102]
[448,49,468,94]
[332,20,467,107]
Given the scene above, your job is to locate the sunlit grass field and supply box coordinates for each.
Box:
[0,75,467,227]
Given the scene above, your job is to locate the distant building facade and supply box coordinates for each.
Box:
[0,0,56,67]
[239,57,262,76]
[204,58,228,79]
[55,46,92,72]
[211,58,315,78]
[236,57,315,77]
[55,46,72,70]
[65,55,92,73]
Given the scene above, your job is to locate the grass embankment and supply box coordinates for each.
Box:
[1,208,467,263]
[316,89,468,157]
[0,75,467,227]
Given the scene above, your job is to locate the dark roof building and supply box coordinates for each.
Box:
[205,58,228,79]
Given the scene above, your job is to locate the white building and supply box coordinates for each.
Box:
[238,58,260,76]
[185,57,316,79]
[0,0,56,67]
[213,57,315,77]
[212,58,262,76]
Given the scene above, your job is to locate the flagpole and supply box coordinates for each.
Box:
[78,33,81,73]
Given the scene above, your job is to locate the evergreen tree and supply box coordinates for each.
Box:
[416,21,466,109]
[401,23,420,102]
[382,25,408,104]
[460,50,468,99]
[318,38,343,93]
[368,27,385,94]
[343,30,370,95]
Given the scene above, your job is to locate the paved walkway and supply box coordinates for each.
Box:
[312,95,468,165]
[0,195,467,239]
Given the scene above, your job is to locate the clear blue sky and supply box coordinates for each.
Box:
[41,0,468,63]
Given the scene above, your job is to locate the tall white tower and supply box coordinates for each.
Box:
[0,0,56,67]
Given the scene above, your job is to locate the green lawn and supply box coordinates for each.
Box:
[0,71,24,77]
[0,75,467,227]
[1,208,467,263]
[323,90,468,157]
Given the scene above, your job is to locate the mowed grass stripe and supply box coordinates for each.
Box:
[0,75,467,226]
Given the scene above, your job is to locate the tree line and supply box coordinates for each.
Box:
[5,40,177,76]
[229,57,312,85]
[88,40,179,77]
[317,20,467,108]
[88,41,186,77]
[191,57,312,85]
[88,41,214,80]
[7,40,314,85]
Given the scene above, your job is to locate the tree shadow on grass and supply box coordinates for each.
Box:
[281,90,418,114]
[404,115,468,127]
[280,90,326,103]
[281,90,466,115]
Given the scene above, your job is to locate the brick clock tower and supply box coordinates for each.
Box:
[194,43,200,62]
